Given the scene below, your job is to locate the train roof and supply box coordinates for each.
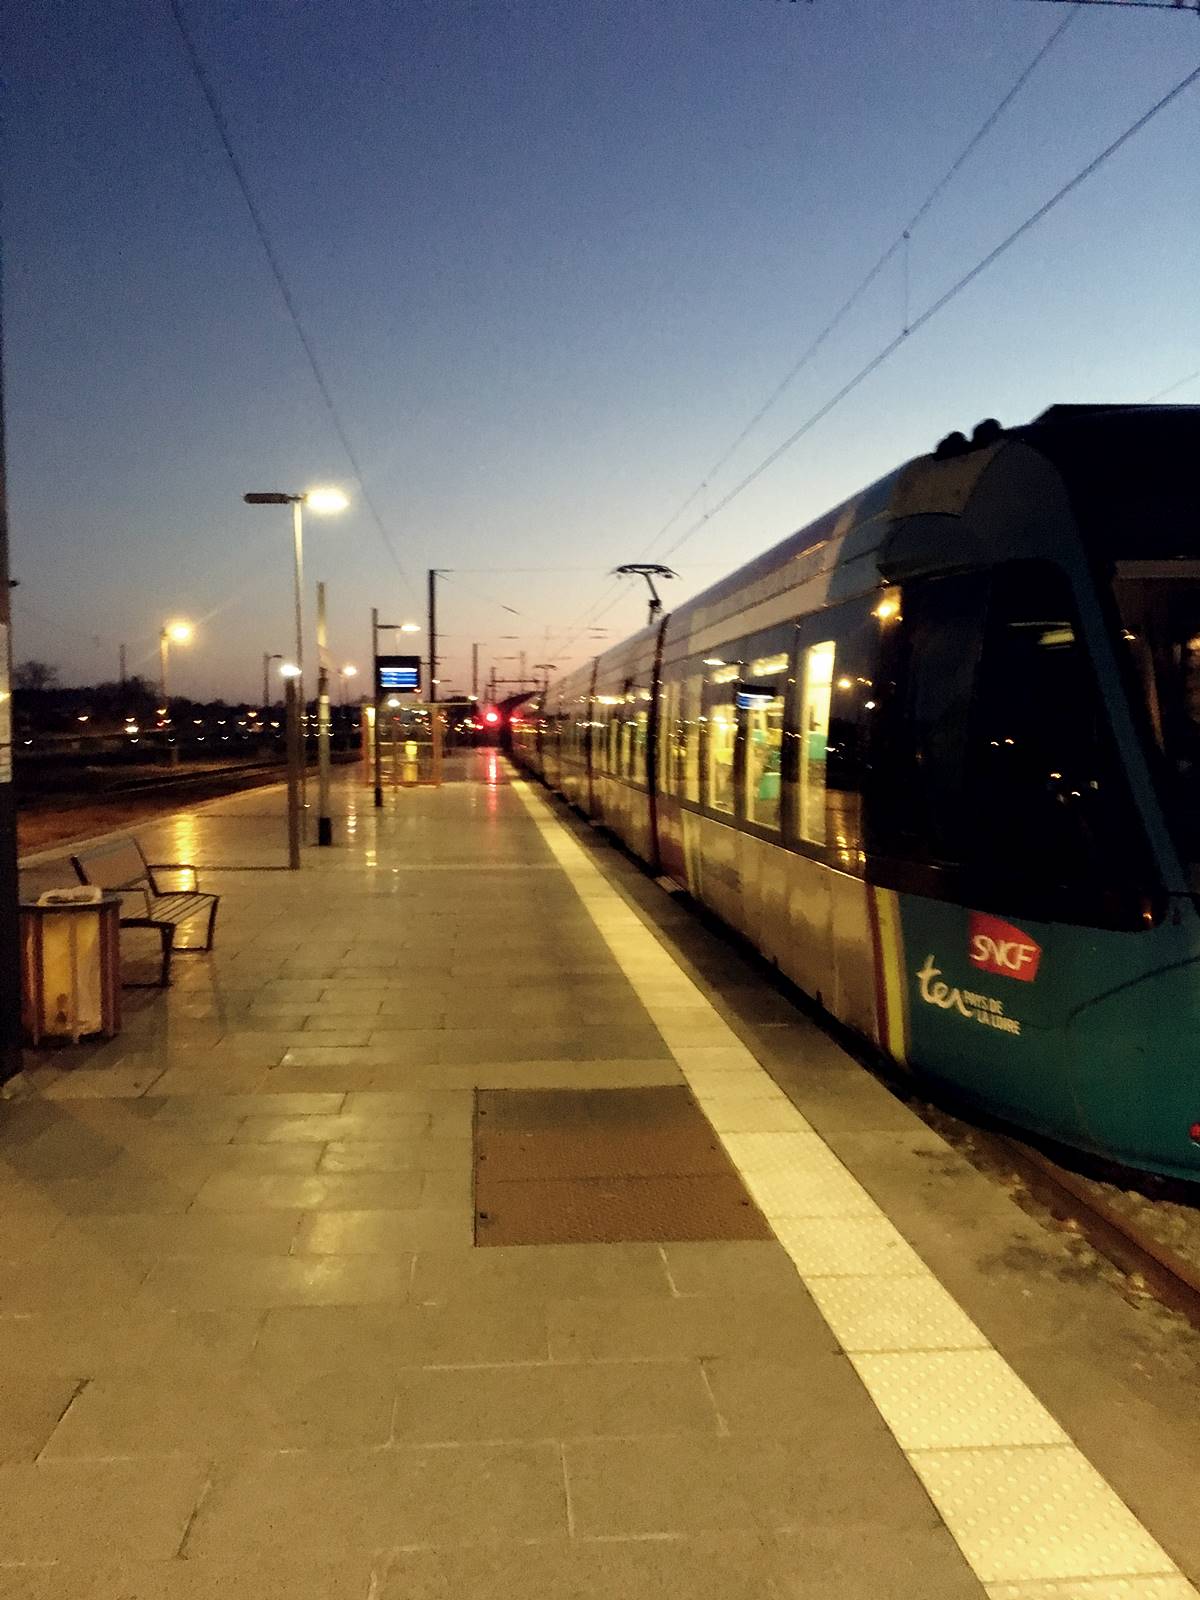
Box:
[553,403,1200,697]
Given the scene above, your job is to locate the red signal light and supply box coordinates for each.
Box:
[483,708,501,725]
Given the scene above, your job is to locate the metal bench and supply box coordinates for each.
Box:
[70,836,219,988]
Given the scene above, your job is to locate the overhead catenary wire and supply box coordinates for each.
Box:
[1148,365,1200,400]
[657,58,1200,563]
[547,11,1084,663]
[165,0,417,603]
[638,7,1080,562]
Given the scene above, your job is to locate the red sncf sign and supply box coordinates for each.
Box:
[968,912,1041,983]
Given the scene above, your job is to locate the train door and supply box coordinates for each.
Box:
[871,562,1153,1143]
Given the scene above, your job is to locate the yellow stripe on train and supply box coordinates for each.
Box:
[873,886,910,1067]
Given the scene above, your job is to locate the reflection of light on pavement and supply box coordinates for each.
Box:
[170,816,200,865]
[486,752,499,786]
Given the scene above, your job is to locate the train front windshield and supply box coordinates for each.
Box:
[1113,563,1200,880]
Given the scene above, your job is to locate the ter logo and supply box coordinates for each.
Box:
[968,912,1041,983]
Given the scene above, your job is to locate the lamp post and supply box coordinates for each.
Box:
[159,619,193,703]
[243,487,348,833]
[280,662,303,868]
[243,488,348,678]
[159,620,193,763]
[263,652,282,709]
[369,617,422,809]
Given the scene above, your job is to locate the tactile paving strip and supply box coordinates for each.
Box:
[850,1350,1069,1450]
[806,1274,989,1353]
[910,1448,1178,1584]
[511,780,1199,1598]
[986,1580,1199,1600]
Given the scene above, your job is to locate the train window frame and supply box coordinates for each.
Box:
[657,680,678,797]
[867,561,1159,929]
[776,602,878,874]
[682,671,702,801]
[865,572,987,901]
[732,626,794,839]
[701,653,743,817]
[965,560,1157,931]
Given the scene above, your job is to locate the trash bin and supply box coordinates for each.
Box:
[20,889,122,1046]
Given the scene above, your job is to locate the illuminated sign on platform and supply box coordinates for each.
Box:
[376,655,421,695]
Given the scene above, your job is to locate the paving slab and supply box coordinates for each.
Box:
[6,760,1193,1599]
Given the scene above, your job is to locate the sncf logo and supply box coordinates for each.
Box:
[968,912,1041,983]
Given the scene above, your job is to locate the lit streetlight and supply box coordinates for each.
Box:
[241,486,349,706]
[339,663,358,706]
[159,619,193,700]
[243,487,349,844]
[158,620,193,765]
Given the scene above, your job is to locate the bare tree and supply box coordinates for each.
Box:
[13,660,59,693]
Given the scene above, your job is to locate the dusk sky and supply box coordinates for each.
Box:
[5,0,1198,703]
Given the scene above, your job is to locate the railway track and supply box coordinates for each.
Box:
[15,757,345,856]
[911,1088,1200,1332]
[989,1132,1200,1331]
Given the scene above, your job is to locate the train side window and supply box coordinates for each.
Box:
[631,695,650,786]
[703,663,740,815]
[965,562,1152,928]
[869,573,989,872]
[797,641,835,844]
[591,700,606,774]
[682,673,702,800]
[818,602,878,869]
[740,648,788,830]
[606,704,620,776]
[658,682,676,796]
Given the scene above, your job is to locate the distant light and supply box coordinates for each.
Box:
[165,619,193,644]
[341,664,358,677]
[874,596,901,621]
[836,677,853,690]
[280,663,302,679]
[304,486,349,514]
[77,714,89,723]
[484,709,501,725]
[386,695,402,709]
[703,657,725,667]
[399,622,420,634]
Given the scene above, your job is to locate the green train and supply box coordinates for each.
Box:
[513,405,1200,1180]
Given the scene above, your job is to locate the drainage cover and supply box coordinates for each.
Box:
[473,1086,771,1246]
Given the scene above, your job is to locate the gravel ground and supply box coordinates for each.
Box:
[922,1100,1200,1293]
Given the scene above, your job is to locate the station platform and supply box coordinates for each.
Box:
[4,752,1200,1599]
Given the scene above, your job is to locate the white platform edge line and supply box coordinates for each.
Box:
[510,779,1197,1595]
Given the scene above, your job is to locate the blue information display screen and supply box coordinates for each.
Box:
[376,655,421,694]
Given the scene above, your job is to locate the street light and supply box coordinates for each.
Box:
[241,486,349,705]
[263,652,283,708]
[243,487,349,847]
[158,619,193,765]
[339,663,358,706]
[158,620,193,702]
